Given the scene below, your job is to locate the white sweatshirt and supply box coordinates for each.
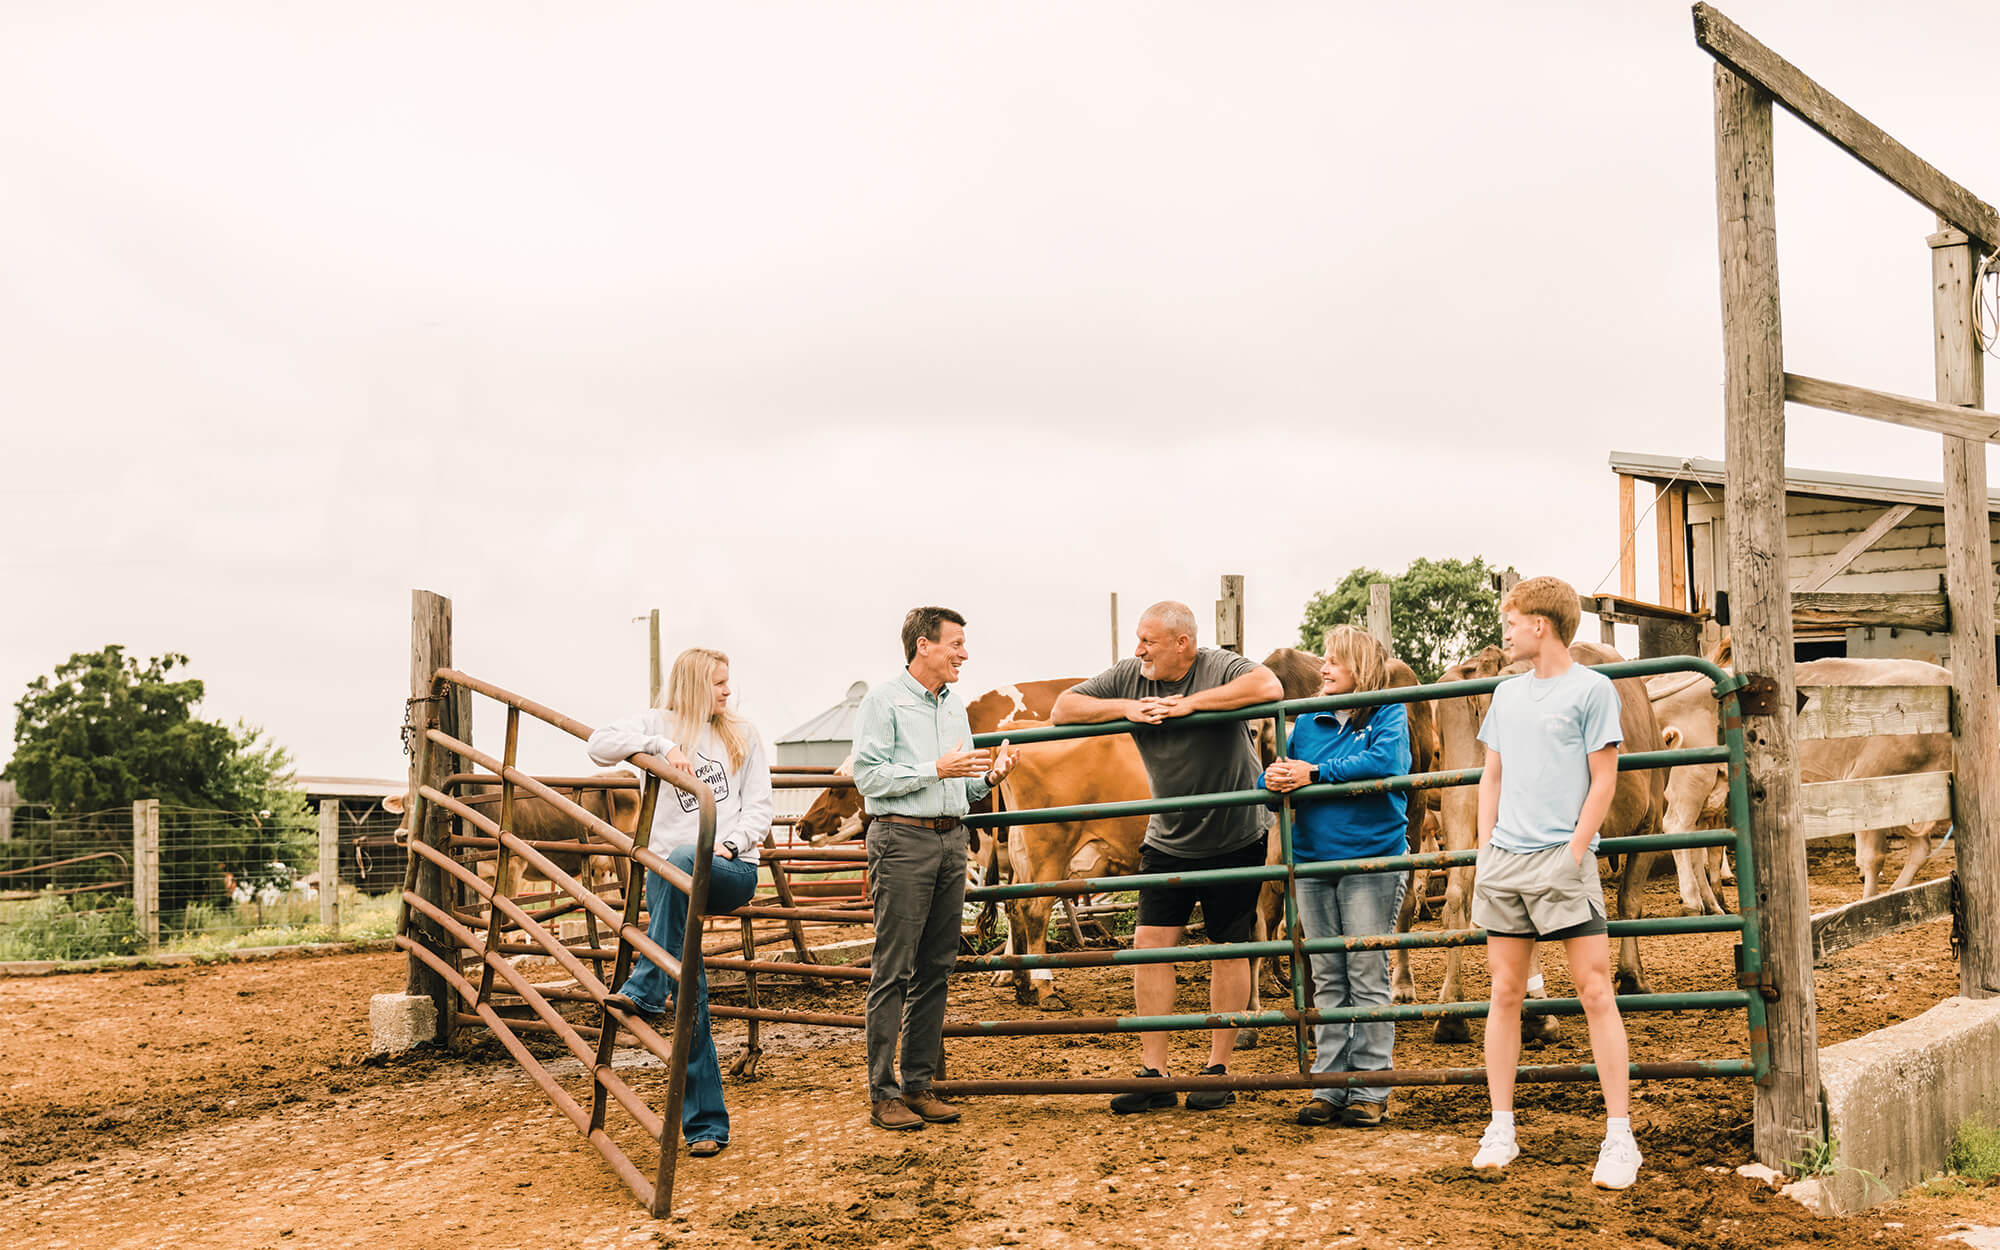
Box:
[585,709,771,865]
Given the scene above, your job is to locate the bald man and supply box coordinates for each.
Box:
[1052,601,1283,1113]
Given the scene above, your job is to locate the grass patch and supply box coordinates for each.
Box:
[158,888,400,954]
[1947,1117,2000,1183]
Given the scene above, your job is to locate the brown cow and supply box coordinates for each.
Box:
[383,773,639,904]
[1256,647,1439,1004]
[1649,651,1953,907]
[1431,642,1668,1044]
[988,720,1151,1009]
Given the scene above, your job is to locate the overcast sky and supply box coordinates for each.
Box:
[4,1,1997,784]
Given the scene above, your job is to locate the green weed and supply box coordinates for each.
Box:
[1947,1117,2000,1183]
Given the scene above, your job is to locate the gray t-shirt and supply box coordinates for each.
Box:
[1072,649,1266,857]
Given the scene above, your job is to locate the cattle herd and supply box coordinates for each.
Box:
[390,636,1949,1034]
[786,635,1950,1031]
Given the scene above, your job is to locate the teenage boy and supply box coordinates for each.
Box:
[1468,576,1641,1190]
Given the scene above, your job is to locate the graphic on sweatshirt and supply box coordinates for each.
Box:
[675,751,731,813]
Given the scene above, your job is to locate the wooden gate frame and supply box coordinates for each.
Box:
[1695,4,2000,1165]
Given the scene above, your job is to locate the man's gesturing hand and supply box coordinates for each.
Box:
[935,740,993,780]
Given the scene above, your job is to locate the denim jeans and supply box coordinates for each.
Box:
[1295,869,1407,1106]
[616,844,759,1144]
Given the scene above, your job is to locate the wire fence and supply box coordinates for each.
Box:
[0,801,407,961]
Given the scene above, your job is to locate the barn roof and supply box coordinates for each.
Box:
[1610,451,2000,512]
[776,681,869,745]
[295,776,405,799]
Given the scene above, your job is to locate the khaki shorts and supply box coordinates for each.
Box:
[1471,842,1608,940]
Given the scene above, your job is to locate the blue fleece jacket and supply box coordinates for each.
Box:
[1262,702,1411,862]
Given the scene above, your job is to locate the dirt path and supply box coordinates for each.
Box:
[4,848,1995,1249]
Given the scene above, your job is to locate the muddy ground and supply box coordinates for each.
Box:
[3,843,1996,1249]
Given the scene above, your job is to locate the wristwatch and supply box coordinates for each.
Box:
[1306,764,1320,785]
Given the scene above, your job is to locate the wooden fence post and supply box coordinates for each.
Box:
[1367,583,1392,652]
[132,799,159,952]
[1714,62,1823,1162]
[1216,574,1245,654]
[409,589,460,1040]
[318,799,340,933]
[1932,223,1999,998]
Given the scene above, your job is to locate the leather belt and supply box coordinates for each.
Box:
[867,814,961,833]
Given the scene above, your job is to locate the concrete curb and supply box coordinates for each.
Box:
[1820,994,2000,1213]
[0,937,399,978]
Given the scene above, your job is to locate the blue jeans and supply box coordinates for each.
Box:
[1295,869,1407,1106]
[616,844,759,1145]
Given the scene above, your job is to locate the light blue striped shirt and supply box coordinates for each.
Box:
[851,670,992,819]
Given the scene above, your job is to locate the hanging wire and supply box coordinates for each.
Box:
[1590,464,1710,597]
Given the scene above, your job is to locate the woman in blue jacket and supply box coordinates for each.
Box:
[1262,625,1411,1127]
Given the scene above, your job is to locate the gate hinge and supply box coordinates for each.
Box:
[1734,944,1779,1002]
[1733,675,1782,716]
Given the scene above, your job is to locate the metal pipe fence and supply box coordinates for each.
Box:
[406,656,1760,1216]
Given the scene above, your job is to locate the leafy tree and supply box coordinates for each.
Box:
[5,647,309,912]
[1297,557,1504,682]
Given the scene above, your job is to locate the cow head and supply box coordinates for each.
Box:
[796,785,864,844]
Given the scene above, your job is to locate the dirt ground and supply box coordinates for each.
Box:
[4,843,1997,1249]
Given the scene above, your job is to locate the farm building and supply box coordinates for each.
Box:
[1604,451,2000,671]
[773,680,867,769]
[295,775,406,893]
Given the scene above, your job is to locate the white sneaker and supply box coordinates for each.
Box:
[1471,1125,1519,1170]
[1592,1135,1642,1190]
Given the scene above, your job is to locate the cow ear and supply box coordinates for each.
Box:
[383,793,407,815]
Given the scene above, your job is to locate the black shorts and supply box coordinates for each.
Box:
[1135,838,1269,944]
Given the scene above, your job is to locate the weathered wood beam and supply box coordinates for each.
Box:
[1811,876,1954,965]
[1795,684,1950,740]
[1693,4,2000,250]
[1619,474,1637,600]
[1935,221,2000,1000]
[1800,771,1953,841]
[1786,373,2000,444]
[1791,504,1915,593]
[1714,60,1821,1162]
[1791,591,1947,632]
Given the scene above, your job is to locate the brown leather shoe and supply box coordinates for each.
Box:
[870,1099,925,1131]
[903,1091,962,1124]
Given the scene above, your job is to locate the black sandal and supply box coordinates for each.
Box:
[689,1139,726,1158]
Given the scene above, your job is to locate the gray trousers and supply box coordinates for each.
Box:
[864,818,967,1103]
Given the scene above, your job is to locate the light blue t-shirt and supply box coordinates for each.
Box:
[1477,663,1624,853]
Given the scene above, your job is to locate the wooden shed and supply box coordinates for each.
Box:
[1609,451,2000,668]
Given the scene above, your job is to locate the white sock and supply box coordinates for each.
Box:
[1606,1117,1633,1142]
[1489,1110,1516,1136]
[1525,974,1544,993]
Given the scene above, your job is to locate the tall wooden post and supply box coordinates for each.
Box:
[1110,592,1121,663]
[132,799,159,952]
[1714,64,1822,1160]
[1216,574,1244,654]
[1618,475,1638,599]
[1367,582,1392,652]
[318,799,340,932]
[408,590,460,1040]
[1932,223,1999,998]
[647,608,663,707]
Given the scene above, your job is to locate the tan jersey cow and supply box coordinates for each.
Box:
[1648,653,1953,909]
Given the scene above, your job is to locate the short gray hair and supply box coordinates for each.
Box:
[1139,600,1198,642]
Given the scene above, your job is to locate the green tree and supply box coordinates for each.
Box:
[1297,557,1503,682]
[4,647,309,912]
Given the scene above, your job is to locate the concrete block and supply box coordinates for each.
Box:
[1820,994,2000,1213]
[370,992,438,1054]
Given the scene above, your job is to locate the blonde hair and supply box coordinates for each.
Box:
[658,647,750,772]
[1322,625,1391,727]
[1501,576,1580,645]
